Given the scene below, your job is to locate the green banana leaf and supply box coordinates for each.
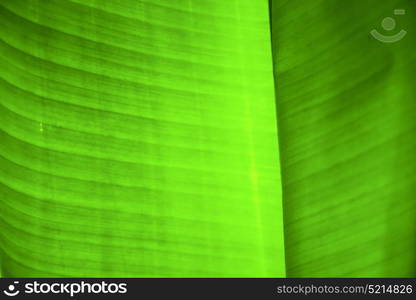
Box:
[1,0,415,278]
[0,0,285,277]
[270,0,416,277]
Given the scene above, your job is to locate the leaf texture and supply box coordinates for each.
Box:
[1,0,416,278]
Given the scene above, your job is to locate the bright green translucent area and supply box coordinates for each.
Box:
[271,0,416,277]
[0,0,285,277]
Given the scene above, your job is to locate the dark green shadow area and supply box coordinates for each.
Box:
[271,0,416,277]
